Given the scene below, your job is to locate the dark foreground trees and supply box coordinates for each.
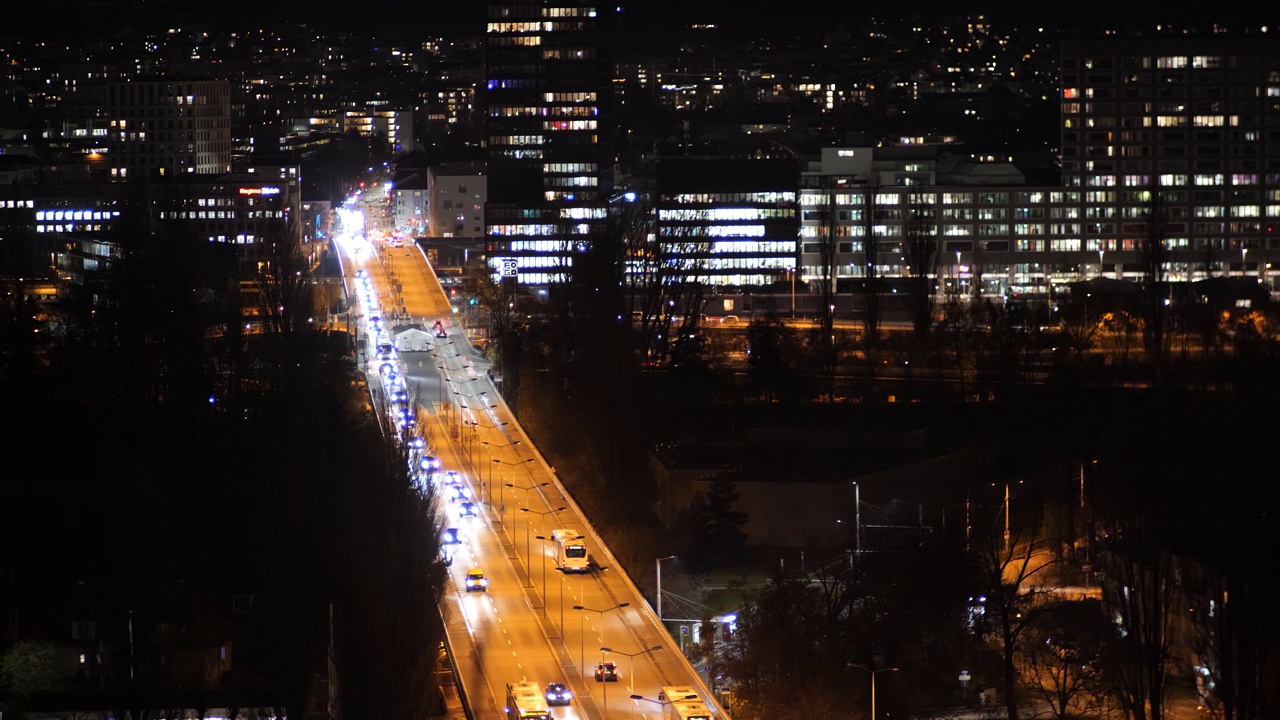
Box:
[0,209,447,720]
[723,548,974,720]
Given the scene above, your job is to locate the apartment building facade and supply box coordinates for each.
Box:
[107,79,233,179]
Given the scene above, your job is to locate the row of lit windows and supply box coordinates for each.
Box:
[667,192,796,204]
[544,120,597,131]
[159,211,287,220]
[487,79,540,90]
[487,20,587,32]
[496,272,568,285]
[490,135,545,145]
[490,224,562,236]
[490,223,594,236]
[36,224,106,233]
[507,240,572,253]
[545,190,598,202]
[544,177,597,187]
[659,225,767,238]
[488,36,541,46]
[1073,54,1242,71]
[542,49,594,60]
[35,209,118,221]
[494,149,544,159]
[702,257,793,271]
[543,7,595,17]
[800,226,866,238]
[491,106,598,117]
[544,92,596,103]
[488,22,543,32]
[491,254,571,269]
[658,207,794,221]
[708,240,795,253]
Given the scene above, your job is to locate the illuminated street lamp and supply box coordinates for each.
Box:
[520,506,564,587]
[656,556,676,621]
[504,479,548,530]
[491,459,534,521]
[480,437,518,506]
[601,645,662,694]
[849,665,898,720]
[630,693,697,714]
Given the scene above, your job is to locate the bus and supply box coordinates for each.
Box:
[550,528,590,573]
[659,687,712,720]
[505,681,551,720]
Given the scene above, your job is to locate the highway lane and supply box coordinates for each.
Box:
[337,219,725,720]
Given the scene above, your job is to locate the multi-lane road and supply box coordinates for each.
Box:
[333,199,725,720]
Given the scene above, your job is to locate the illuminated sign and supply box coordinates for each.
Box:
[239,186,281,196]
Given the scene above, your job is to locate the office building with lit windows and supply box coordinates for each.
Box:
[484,0,613,285]
[785,39,1280,301]
[654,158,800,287]
[1,174,298,289]
[107,79,233,179]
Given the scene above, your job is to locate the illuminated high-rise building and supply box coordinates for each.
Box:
[484,0,613,285]
[107,79,232,180]
[1059,38,1280,280]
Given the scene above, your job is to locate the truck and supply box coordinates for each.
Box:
[550,528,590,573]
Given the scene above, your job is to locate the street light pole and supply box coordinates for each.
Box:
[572,603,630,679]
[481,437,518,508]
[521,507,564,589]
[656,556,675,621]
[850,665,898,720]
[506,479,549,545]
[601,645,662,695]
[492,458,535,524]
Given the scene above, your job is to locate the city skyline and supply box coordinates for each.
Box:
[11,0,1279,42]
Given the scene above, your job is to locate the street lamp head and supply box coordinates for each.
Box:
[601,646,613,653]
[572,605,585,610]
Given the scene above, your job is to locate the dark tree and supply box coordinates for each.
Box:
[1138,185,1170,372]
[683,477,749,570]
[859,182,882,389]
[971,487,1057,720]
[812,181,840,397]
[745,313,792,402]
[1017,599,1112,719]
[1097,542,1175,720]
[902,198,939,343]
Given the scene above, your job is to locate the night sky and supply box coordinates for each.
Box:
[13,0,1273,42]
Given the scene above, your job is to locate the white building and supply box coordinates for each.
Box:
[428,161,486,239]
